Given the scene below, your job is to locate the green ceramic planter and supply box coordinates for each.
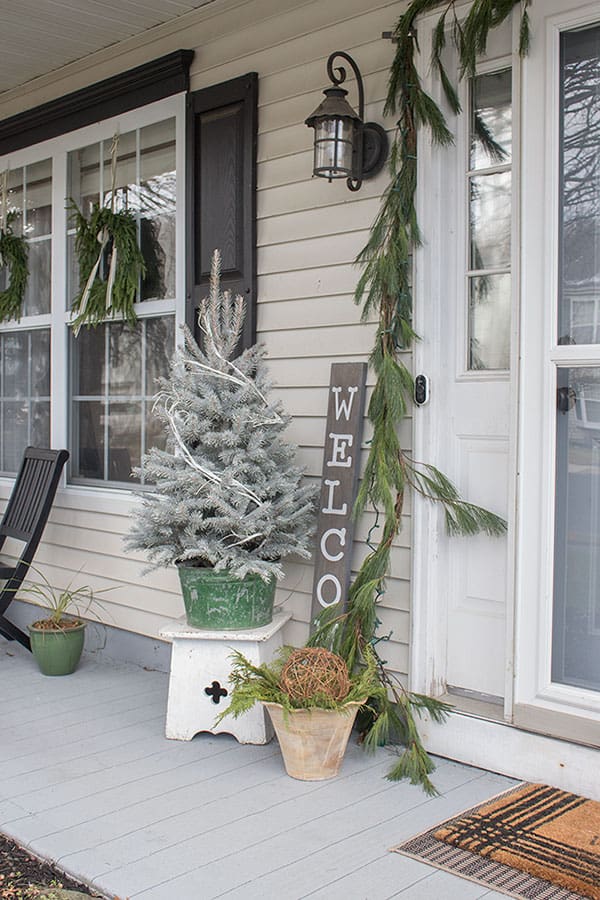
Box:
[177,565,276,630]
[28,622,86,676]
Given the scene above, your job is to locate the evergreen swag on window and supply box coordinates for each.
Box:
[0,171,29,323]
[69,135,145,333]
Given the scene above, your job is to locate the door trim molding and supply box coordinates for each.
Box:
[420,710,600,801]
[514,0,600,721]
[513,703,599,747]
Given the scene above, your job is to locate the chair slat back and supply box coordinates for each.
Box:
[0,448,69,549]
[0,447,69,650]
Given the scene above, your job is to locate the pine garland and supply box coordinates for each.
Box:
[69,131,145,332]
[69,202,145,333]
[311,0,530,792]
[0,211,28,322]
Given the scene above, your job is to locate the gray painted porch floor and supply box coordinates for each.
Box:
[0,643,518,899]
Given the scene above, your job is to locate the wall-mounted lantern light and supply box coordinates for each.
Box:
[305,51,388,192]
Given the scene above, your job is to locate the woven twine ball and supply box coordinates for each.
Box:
[279,647,351,702]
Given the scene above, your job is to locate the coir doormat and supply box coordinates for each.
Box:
[393,784,600,900]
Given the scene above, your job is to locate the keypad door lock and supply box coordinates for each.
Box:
[414,374,429,406]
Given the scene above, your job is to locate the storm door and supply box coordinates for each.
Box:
[515,0,600,744]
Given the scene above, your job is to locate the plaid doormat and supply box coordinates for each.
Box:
[393,784,599,900]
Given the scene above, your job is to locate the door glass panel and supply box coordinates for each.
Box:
[553,367,600,691]
[470,69,512,169]
[467,68,512,371]
[558,26,600,345]
[469,273,511,370]
[470,172,512,269]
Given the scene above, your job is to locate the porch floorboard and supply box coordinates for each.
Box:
[0,642,516,899]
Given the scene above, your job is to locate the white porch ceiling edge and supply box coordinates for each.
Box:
[0,0,218,97]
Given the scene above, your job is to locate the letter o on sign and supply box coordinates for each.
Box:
[316,573,342,608]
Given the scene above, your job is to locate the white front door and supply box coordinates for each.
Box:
[515,0,600,744]
[412,13,516,706]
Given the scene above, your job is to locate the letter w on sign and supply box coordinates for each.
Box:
[310,362,367,631]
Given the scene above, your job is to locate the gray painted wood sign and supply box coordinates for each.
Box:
[310,361,367,630]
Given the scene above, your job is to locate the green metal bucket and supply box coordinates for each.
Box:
[177,565,276,630]
[28,622,86,676]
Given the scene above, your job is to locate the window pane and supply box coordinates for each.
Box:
[553,366,600,691]
[469,273,511,370]
[25,158,52,238]
[23,239,51,315]
[558,26,600,345]
[470,69,512,169]
[0,329,50,473]
[67,232,79,313]
[4,402,29,472]
[109,321,142,396]
[146,405,167,455]
[31,401,50,448]
[4,332,28,398]
[31,330,50,396]
[109,401,141,483]
[73,400,105,479]
[7,168,23,235]
[105,129,137,213]
[470,172,511,269]
[69,142,100,216]
[140,119,176,301]
[68,142,100,311]
[145,315,174,393]
[73,325,106,396]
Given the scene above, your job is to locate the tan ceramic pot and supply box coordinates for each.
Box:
[263,700,363,781]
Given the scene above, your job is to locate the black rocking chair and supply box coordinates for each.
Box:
[0,447,69,651]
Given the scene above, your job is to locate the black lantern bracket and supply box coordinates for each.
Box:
[305,51,388,192]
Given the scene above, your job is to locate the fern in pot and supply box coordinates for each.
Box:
[127,250,317,630]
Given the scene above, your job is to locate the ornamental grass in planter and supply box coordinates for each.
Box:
[217,644,385,780]
[21,569,103,676]
[127,250,316,630]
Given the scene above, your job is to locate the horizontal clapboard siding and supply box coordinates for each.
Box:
[0,0,412,678]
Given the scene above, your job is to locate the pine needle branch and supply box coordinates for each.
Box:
[342,0,527,792]
[0,212,28,322]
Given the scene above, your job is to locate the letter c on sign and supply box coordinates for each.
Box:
[316,574,342,608]
[320,527,346,562]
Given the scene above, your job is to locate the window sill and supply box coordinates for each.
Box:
[0,475,142,517]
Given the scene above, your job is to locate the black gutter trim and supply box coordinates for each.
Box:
[0,49,195,155]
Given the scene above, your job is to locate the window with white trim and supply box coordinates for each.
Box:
[67,118,177,485]
[0,96,182,484]
[0,159,52,473]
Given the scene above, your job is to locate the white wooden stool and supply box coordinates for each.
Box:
[160,609,291,744]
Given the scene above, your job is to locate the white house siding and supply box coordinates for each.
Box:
[0,0,412,680]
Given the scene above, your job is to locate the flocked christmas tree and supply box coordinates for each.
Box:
[127,250,316,580]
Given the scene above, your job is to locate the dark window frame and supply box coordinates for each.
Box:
[0,51,194,156]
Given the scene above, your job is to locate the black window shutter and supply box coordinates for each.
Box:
[186,73,258,350]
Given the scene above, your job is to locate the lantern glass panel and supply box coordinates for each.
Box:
[313,117,355,179]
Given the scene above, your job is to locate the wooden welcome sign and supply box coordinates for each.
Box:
[310,362,367,630]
